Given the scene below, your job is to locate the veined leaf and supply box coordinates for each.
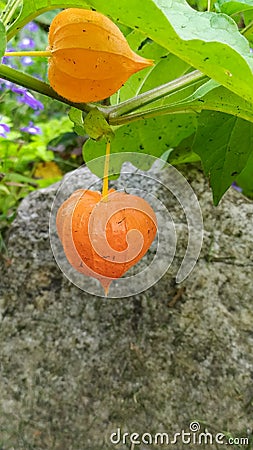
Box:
[167,134,201,165]
[83,113,197,177]
[217,0,253,15]
[0,19,6,57]
[151,80,253,123]
[83,0,253,103]
[192,111,253,205]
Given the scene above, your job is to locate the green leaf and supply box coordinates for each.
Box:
[217,0,253,15]
[84,108,114,140]
[241,10,253,43]
[69,107,87,136]
[81,0,253,104]
[236,151,253,197]
[83,113,197,177]
[155,80,253,123]
[3,172,38,185]
[168,134,201,165]
[0,19,6,57]
[7,0,89,39]
[192,111,253,204]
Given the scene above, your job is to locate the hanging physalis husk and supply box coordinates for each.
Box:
[56,189,157,295]
[47,8,153,102]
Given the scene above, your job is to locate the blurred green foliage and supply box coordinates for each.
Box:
[0,13,84,250]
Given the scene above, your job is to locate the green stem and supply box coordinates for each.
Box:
[4,50,52,57]
[0,64,102,114]
[241,20,253,40]
[0,63,207,124]
[109,105,196,126]
[109,93,253,126]
[107,70,207,118]
[1,0,22,27]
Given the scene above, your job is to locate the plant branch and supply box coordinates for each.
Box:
[107,70,208,118]
[108,96,253,126]
[0,63,208,124]
[0,64,106,114]
[241,20,253,40]
[109,105,197,126]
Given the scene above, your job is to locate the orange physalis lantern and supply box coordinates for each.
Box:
[56,189,157,295]
[47,8,153,102]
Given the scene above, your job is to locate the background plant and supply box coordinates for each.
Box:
[0,9,86,248]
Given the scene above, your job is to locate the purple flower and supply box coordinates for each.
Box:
[19,37,35,50]
[231,182,243,193]
[0,79,13,90]
[17,91,44,111]
[21,56,33,66]
[24,22,39,32]
[0,123,10,138]
[11,85,27,94]
[20,121,41,135]
[2,47,17,68]
[1,56,9,65]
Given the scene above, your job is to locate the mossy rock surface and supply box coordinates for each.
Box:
[0,164,252,449]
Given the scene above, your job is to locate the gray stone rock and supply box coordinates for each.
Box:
[0,163,253,450]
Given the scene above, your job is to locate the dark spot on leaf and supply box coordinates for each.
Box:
[138,37,150,51]
[204,57,209,61]
[231,171,238,176]
[158,136,162,140]
[82,29,86,32]
[198,99,205,102]
[161,55,168,59]
[139,144,144,150]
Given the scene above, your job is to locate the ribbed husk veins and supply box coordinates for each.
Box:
[56,189,157,293]
[48,8,153,102]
